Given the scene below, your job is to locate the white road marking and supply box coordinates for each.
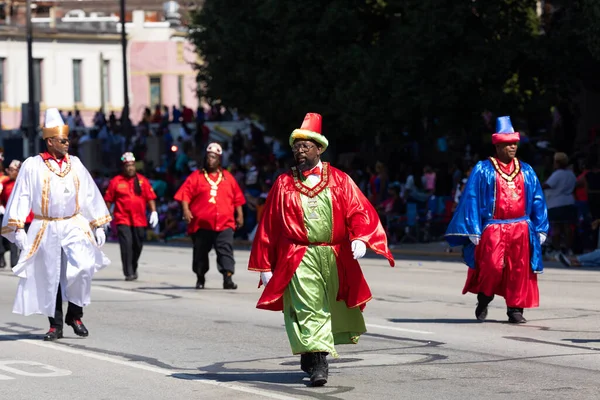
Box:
[366,323,434,335]
[19,339,298,400]
[92,286,138,295]
[0,360,72,377]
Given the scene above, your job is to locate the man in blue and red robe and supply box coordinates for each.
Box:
[445,116,549,323]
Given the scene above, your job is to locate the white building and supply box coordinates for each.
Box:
[0,26,124,129]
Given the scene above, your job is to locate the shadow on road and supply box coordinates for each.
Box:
[172,371,307,385]
[387,318,499,324]
[0,333,40,341]
[562,338,600,344]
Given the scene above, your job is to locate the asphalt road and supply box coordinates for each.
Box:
[1,243,600,400]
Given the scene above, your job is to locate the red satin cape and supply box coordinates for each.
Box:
[248,164,394,311]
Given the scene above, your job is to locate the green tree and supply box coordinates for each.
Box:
[188,1,561,156]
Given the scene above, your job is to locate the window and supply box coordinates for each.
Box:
[33,58,42,103]
[0,58,5,103]
[178,75,184,107]
[73,59,82,104]
[102,60,110,106]
[149,76,161,107]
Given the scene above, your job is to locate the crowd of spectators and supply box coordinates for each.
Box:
[52,106,600,263]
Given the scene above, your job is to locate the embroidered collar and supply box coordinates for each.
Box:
[291,162,330,198]
[40,152,71,177]
[489,157,520,182]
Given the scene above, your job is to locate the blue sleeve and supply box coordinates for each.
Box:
[445,162,484,247]
[530,175,549,235]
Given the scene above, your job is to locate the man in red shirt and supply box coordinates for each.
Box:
[104,152,158,281]
[0,160,22,268]
[174,142,245,289]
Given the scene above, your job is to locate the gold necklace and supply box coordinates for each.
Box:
[203,169,223,204]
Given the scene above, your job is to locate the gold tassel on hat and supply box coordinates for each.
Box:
[42,125,69,140]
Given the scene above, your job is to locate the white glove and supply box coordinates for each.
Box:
[469,236,480,246]
[539,233,546,245]
[0,205,5,215]
[351,240,367,260]
[95,228,106,247]
[260,271,273,286]
[149,211,159,228]
[14,229,28,251]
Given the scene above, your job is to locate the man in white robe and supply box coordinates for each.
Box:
[1,108,112,341]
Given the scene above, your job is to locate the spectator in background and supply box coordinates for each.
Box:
[585,154,600,247]
[151,105,162,123]
[558,219,600,267]
[423,165,436,194]
[543,152,577,255]
[104,152,158,281]
[174,143,245,290]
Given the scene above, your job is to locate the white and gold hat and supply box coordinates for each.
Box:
[42,108,69,140]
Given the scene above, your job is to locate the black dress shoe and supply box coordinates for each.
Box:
[43,327,63,341]
[223,275,238,290]
[132,273,138,280]
[66,319,89,337]
[196,276,205,289]
[125,276,135,281]
[507,308,527,324]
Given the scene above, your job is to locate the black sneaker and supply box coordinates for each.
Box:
[507,308,527,324]
[223,275,237,290]
[475,293,494,321]
[196,276,205,289]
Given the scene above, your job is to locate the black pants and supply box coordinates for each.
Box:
[1,237,19,268]
[48,284,83,329]
[192,228,235,278]
[117,225,146,277]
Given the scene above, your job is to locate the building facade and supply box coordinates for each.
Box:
[128,10,198,123]
[0,25,124,129]
[0,2,199,129]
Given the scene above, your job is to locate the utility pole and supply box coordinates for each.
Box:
[120,0,130,138]
[26,0,35,157]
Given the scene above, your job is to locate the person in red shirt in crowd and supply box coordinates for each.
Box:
[0,160,30,268]
[104,152,158,281]
[174,142,245,290]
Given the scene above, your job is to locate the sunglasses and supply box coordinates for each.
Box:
[53,138,70,145]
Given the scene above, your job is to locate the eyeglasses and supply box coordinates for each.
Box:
[292,143,317,153]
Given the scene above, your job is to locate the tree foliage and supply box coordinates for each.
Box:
[188,0,597,154]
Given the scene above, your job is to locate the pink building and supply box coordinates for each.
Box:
[128,11,199,123]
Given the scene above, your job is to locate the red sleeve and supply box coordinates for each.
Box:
[248,178,282,274]
[142,177,157,201]
[174,173,195,203]
[342,173,395,266]
[104,177,117,203]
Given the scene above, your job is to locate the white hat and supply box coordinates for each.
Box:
[8,160,21,169]
[121,152,136,164]
[44,108,65,128]
[42,108,68,139]
[206,142,222,155]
